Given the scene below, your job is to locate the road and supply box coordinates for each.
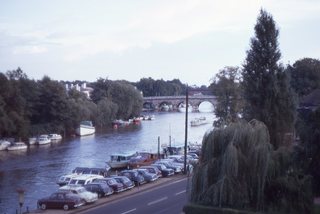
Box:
[78,177,189,214]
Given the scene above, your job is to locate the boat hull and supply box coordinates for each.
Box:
[76,126,96,136]
[107,161,129,169]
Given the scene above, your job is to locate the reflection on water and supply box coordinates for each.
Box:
[0,112,214,213]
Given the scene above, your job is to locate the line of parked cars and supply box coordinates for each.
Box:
[37,154,198,211]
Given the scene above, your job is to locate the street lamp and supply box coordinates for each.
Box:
[16,188,25,214]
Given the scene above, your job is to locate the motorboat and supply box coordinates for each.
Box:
[0,140,11,151]
[76,121,95,136]
[28,137,37,145]
[106,152,135,169]
[128,151,159,168]
[7,142,27,151]
[48,133,62,141]
[37,135,51,145]
[190,117,208,126]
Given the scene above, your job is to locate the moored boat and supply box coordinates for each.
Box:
[128,151,160,168]
[37,135,51,145]
[106,152,135,169]
[0,140,11,151]
[28,137,37,145]
[48,133,62,141]
[76,121,95,136]
[190,117,208,126]
[7,142,27,151]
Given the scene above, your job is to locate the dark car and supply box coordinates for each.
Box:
[37,192,84,211]
[135,169,158,182]
[93,177,125,193]
[119,169,146,185]
[111,175,135,190]
[84,182,114,198]
[139,166,162,178]
[151,163,174,177]
[154,160,182,174]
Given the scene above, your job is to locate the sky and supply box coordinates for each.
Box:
[0,0,319,86]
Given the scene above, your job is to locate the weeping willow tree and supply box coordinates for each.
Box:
[189,120,313,213]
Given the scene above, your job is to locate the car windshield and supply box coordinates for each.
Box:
[78,180,85,185]
[69,179,77,184]
[107,179,117,185]
[77,188,85,193]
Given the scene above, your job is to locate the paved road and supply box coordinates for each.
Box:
[79,177,189,214]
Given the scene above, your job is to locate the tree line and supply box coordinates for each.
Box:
[0,72,144,140]
[208,9,320,211]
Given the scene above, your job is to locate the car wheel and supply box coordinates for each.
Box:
[40,203,46,210]
[63,204,69,211]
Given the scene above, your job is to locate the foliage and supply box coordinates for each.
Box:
[241,9,296,149]
[91,78,143,120]
[209,66,243,126]
[135,77,186,96]
[0,69,144,139]
[295,107,320,196]
[190,120,313,213]
[288,58,320,98]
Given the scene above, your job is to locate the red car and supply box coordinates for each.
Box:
[37,192,84,211]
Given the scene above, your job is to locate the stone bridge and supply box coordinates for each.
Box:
[143,95,217,111]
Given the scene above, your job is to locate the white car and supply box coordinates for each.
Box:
[59,185,98,204]
[57,174,79,186]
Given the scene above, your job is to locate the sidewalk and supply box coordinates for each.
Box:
[27,174,188,214]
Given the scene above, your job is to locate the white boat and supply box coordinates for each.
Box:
[76,121,95,136]
[7,142,27,151]
[190,117,208,126]
[106,152,135,169]
[0,140,11,151]
[48,133,62,141]
[28,137,37,145]
[37,135,51,145]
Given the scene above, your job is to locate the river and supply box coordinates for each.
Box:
[0,111,214,213]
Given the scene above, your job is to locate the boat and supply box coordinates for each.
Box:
[28,137,37,145]
[7,142,27,151]
[128,151,161,168]
[48,134,62,141]
[37,135,51,145]
[190,117,208,126]
[76,121,95,136]
[0,140,11,151]
[106,152,136,169]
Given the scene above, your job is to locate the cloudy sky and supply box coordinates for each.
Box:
[0,0,319,86]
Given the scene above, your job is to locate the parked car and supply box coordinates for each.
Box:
[119,170,146,185]
[111,176,135,190]
[59,185,98,204]
[37,192,84,211]
[68,174,104,186]
[93,177,125,193]
[139,166,162,178]
[72,167,108,177]
[84,182,114,198]
[135,169,158,182]
[154,160,182,174]
[151,163,175,177]
[56,174,78,186]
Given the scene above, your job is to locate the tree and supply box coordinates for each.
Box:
[209,66,242,126]
[288,58,320,98]
[242,9,296,149]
